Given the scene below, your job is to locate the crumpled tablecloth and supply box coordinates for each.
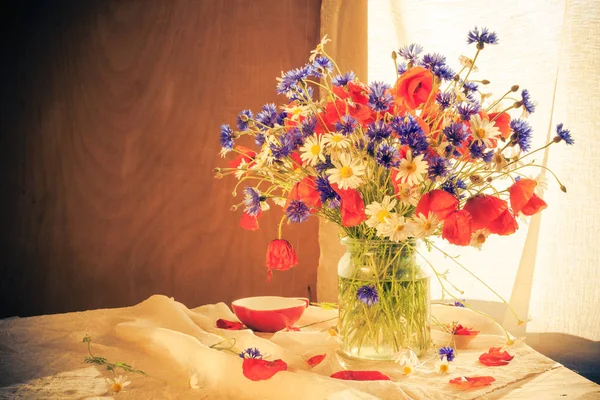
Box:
[0,295,559,399]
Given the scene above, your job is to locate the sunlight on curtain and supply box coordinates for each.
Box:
[369,0,599,340]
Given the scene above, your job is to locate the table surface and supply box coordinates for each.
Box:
[0,295,597,400]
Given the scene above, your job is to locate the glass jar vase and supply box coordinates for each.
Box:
[337,238,430,360]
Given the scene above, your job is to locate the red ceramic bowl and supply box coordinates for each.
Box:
[232,296,309,332]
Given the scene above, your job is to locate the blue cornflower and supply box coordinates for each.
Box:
[441,176,467,198]
[256,103,279,128]
[555,123,574,145]
[469,141,486,158]
[270,134,295,159]
[240,347,263,359]
[286,200,311,223]
[375,143,400,168]
[457,101,480,121]
[454,301,465,307]
[335,115,358,135]
[219,124,234,150]
[398,43,423,64]
[421,53,446,69]
[432,64,456,81]
[236,110,253,131]
[436,93,454,110]
[276,65,311,95]
[315,154,334,174]
[438,346,455,362]
[287,127,305,148]
[520,89,536,114]
[393,116,429,155]
[510,119,533,152]
[332,71,356,86]
[290,86,314,102]
[313,55,334,74]
[466,26,499,48]
[515,176,522,182]
[357,285,379,306]
[427,156,450,179]
[365,120,393,142]
[315,176,341,208]
[276,111,287,126]
[463,81,479,93]
[368,81,394,112]
[482,150,494,163]
[300,117,317,137]
[255,133,265,147]
[398,62,408,75]
[243,187,262,217]
[443,123,468,147]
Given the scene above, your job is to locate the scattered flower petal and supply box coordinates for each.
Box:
[216,319,245,330]
[307,354,326,367]
[449,375,496,388]
[330,370,391,381]
[242,358,288,381]
[479,347,514,366]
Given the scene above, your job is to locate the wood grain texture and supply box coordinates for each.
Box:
[0,0,321,317]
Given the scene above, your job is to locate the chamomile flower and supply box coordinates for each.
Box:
[365,196,397,228]
[395,183,420,207]
[326,153,366,190]
[309,35,331,62]
[106,375,131,393]
[470,228,490,250]
[393,349,419,376]
[235,159,249,179]
[439,357,451,374]
[534,173,549,197]
[376,213,416,242]
[395,151,428,186]
[322,132,351,150]
[469,114,500,148]
[300,134,326,166]
[272,197,287,207]
[411,212,440,238]
[284,104,311,121]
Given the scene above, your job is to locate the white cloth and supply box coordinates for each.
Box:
[0,295,573,399]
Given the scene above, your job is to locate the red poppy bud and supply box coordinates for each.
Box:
[510,179,547,216]
[416,190,460,221]
[242,358,287,381]
[331,185,367,227]
[442,209,472,246]
[265,239,299,280]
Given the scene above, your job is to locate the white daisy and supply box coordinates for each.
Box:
[376,213,416,242]
[534,173,548,197]
[469,114,500,148]
[309,34,331,62]
[322,132,351,150]
[272,197,287,207]
[235,159,249,179]
[411,212,440,238]
[438,357,451,374]
[395,151,428,186]
[300,134,326,166]
[395,183,420,207]
[106,375,131,393]
[283,104,311,121]
[365,196,397,229]
[393,349,419,376]
[470,228,490,250]
[326,153,366,190]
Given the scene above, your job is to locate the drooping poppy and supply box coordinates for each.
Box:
[330,370,391,381]
[509,178,548,216]
[463,195,507,231]
[331,185,367,227]
[288,176,322,212]
[415,190,459,221]
[242,358,287,381]
[487,209,518,236]
[442,209,472,246]
[240,211,261,231]
[265,239,299,280]
[216,319,245,330]
[449,376,496,388]
[307,354,326,367]
[479,347,514,366]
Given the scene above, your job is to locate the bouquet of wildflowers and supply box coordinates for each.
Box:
[216,27,572,356]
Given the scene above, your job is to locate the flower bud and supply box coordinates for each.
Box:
[214,173,223,179]
[560,185,567,193]
[552,136,562,143]
[511,85,520,92]
[230,205,238,211]
[486,177,493,182]
[482,79,490,85]
[213,168,221,173]
[391,51,397,61]
[476,42,485,50]
[266,239,299,280]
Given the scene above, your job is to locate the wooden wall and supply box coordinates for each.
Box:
[0,0,321,317]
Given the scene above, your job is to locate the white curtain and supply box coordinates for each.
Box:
[368,0,600,341]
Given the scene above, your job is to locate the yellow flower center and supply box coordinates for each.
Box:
[376,209,390,223]
[405,162,416,173]
[340,166,353,178]
[311,144,321,155]
[293,108,302,115]
[400,187,412,198]
[403,365,413,375]
[395,224,405,232]
[440,363,449,374]
[475,128,487,139]
[423,221,432,230]
[477,233,486,244]
[332,134,343,143]
[112,383,123,393]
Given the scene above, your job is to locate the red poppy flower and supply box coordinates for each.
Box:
[442,209,472,246]
[242,358,287,381]
[488,111,512,139]
[479,347,514,366]
[330,370,391,381]
[216,319,245,330]
[453,324,480,336]
[487,209,518,235]
[228,146,257,169]
[463,195,507,231]
[331,185,367,227]
[449,376,495,388]
[393,67,437,111]
[332,81,369,105]
[265,239,299,280]
[307,354,326,367]
[240,211,261,231]
[290,152,303,169]
[415,190,459,221]
[510,178,548,216]
[288,176,322,212]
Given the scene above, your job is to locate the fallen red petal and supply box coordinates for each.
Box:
[242,358,288,381]
[453,324,480,336]
[479,347,514,366]
[307,354,326,367]
[330,370,391,381]
[216,319,245,330]
[449,376,496,388]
